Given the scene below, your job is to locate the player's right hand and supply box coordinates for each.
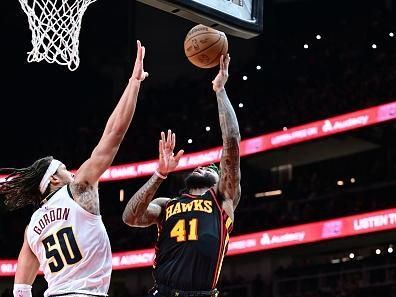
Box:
[158,130,184,176]
[212,54,230,92]
[132,40,149,82]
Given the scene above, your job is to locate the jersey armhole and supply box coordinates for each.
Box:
[25,224,34,252]
[209,188,223,212]
[66,184,101,220]
[157,199,171,228]
[209,188,234,228]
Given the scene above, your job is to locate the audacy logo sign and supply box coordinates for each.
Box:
[321,115,369,133]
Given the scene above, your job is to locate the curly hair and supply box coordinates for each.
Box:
[0,156,54,210]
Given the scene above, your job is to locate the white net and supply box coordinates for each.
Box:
[18,0,96,71]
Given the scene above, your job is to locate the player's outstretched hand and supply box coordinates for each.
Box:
[158,130,184,176]
[132,40,149,82]
[212,54,230,92]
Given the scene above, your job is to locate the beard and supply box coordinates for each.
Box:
[184,172,217,191]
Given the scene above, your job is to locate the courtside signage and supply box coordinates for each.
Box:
[3,101,393,183]
[2,207,396,276]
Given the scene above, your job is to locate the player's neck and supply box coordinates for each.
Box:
[189,187,209,196]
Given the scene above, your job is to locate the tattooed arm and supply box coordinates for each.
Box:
[71,41,148,215]
[122,174,169,227]
[213,55,241,211]
[123,130,184,227]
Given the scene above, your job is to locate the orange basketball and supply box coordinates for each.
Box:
[184,24,228,69]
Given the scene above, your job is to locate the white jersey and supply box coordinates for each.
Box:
[27,185,112,297]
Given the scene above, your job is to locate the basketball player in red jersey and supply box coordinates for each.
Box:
[123,54,241,297]
[0,41,148,297]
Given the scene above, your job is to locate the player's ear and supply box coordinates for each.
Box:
[50,175,61,186]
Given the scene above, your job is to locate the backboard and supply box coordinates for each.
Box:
[137,0,263,39]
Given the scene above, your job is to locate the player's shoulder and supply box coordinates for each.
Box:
[152,197,172,208]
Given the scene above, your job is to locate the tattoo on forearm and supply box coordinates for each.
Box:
[217,89,240,139]
[123,175,163,222]
[216,89,241,203]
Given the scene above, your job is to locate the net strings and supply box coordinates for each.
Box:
[18,0,96,71]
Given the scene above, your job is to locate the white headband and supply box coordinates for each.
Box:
[39,159,62,194]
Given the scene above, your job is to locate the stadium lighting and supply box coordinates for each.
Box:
[188,139,193,144]
[256,65,262,70]
[255,190,282,198]
[331,259,340,264]
[316,34,322,40]
[239,103,244,108]
[304,44,309,49]
[119,189,124,202]
[349,253,355,259]
[372,44,377,49]
[376,249,381,255]
[350,177,356,183]
[390,32,395,37]
[242,75,248,81]
[337,180,344,186]
[205,126,211,132]
[388,247,394,253]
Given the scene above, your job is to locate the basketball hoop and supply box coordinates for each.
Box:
[18,0,97,71]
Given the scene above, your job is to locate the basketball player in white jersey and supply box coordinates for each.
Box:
[0,41,148,297]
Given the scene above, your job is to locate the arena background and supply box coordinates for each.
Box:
[2,0,396,296]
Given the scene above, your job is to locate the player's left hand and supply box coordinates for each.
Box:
[132,40,149,82]
[212,54,230,92]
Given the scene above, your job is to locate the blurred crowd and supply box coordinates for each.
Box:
[275,251,396,297]
[3,1,396,297]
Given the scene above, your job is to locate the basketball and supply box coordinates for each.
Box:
[184,24,228,69]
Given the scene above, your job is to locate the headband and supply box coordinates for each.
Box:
[39,159,62,194]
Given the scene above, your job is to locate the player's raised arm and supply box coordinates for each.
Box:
[212,54,241,209]
[73,41,148,188]
[123,130,184,227]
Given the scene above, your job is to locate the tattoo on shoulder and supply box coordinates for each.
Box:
[71,182,100,215]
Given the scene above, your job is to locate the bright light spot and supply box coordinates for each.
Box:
[390,32,394,37]
[239,103,244,108]
[316,34,322,40]
[372,44,377,49]
[304,44,309,49]
[119,189,124,202]
[283,127,288,131]
[337,180,344,186]
[187,139,193,144]
[256,65,262,70]
[255,190,282,198]
[242,75,248,81]
[349,253,355,259]
[376,249,381,255]
[205,126,211,132]
[350,177,356,183]
[389,247,394,253]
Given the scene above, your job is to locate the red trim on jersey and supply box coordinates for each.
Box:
[209,188,223,214]
[211,215,225,288]
[210,188,234,233]
[182,193,199,199]
[211,187,226,289]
